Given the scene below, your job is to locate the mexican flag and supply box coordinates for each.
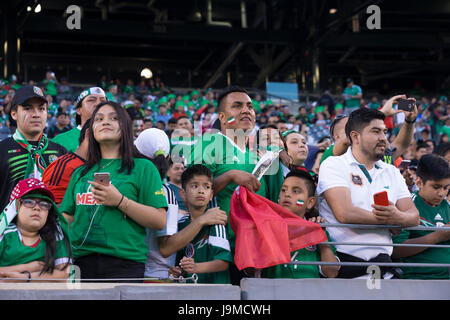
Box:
[230,186,326,270]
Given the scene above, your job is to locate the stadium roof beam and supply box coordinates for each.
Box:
[252,46,293,88]
[202,41,244,89]
[23,16,296,45]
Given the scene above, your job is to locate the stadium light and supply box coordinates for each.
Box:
[140,68,153,79]
[34,4,42,13]
[329,8,337,14]
[27,6,32,12]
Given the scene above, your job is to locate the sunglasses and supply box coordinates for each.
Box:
[20,198,52,211]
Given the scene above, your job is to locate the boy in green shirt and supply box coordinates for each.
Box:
[168,164,232,284]
[263,169,340,279]
[393,154,450,279]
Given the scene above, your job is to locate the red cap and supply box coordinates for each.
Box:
[9,178,55,203]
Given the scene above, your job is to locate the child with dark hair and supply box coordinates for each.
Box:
[0,178,71,282]
[393,154,450,279]
[263,169,340,279]
[168,164,232,283]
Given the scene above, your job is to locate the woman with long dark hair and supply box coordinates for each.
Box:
[60,101,167,282]
[0,178,71,282]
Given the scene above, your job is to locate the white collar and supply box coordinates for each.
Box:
[343,147,385,170]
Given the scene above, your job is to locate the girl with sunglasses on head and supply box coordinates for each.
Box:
[60,101,167,282]
[0,178,71,282]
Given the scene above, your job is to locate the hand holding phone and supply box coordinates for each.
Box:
[373,190,389,206]
[397,98,415,112]
[94,172,110,186]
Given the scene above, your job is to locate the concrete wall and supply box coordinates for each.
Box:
[0,279,449,300]
[0,283,241,300]
[240,278,450,300]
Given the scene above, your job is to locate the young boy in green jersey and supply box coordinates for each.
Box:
[393,154,450,279]
[168,164,232,284]
[263,169,340,279]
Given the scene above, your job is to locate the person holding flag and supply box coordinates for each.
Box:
[0,86,67,212]
[190,86,266,284]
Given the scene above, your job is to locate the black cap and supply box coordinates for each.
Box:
[346,78,353,84]
[11,85,47,110]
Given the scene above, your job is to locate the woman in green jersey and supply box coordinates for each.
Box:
[60,102,167,282]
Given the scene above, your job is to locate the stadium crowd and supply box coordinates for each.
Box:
[0,71,448,284]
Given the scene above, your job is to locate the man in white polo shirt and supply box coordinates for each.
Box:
[317,108,419,279]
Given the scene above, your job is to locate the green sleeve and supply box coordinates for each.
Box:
[138,160,168,209]
[393,229,411,244]
[191,134,217,172]
[209,224,233,263]
[320,145,334,164]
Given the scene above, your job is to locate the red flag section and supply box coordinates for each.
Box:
[230,186,327,270]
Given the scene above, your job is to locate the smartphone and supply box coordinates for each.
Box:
[397,98,415,112]
[373,190,389,206]
[94,172,110,186]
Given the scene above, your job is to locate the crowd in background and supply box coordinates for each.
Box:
[0,71,448,284]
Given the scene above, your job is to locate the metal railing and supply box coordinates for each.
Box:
[0,224,447,283]
[280,223,450,271]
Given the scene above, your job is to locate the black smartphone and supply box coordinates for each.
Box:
[397,98,415,112]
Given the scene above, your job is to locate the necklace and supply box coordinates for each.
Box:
[101,159,116,169]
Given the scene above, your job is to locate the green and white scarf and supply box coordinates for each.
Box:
[13,130,49,180]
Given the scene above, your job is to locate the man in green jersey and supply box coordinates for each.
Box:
[342,78,362,113]
[393,154,450,279]
[189,86,267,284]
[52,87,106,152]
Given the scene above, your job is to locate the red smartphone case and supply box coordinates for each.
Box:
[373,191,389,206]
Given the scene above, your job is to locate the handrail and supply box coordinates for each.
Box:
[280,222,450,270]
[319,241,450,248]
[319,223,450,231]
[287,261,450,268]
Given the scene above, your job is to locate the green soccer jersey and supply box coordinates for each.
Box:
[263,232,336,279]
[176,214,232,284]
[320,144,335,164]
[48,103,60,116]
[342,85,362,109]
[393,192,450,279]
[60,158,168,263]
[51,127,81,153]
[190,132,267,250]
[0,224,70,267]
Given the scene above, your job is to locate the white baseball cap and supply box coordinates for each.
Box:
[134,128,170,159]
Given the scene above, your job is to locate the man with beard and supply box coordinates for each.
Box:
[317,108,419,279]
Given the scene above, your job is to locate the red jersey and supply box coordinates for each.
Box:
[42,152,85,204]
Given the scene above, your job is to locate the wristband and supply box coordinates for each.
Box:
[405,118,416,124]
[21,270,31,283]
[116,195,124,208]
